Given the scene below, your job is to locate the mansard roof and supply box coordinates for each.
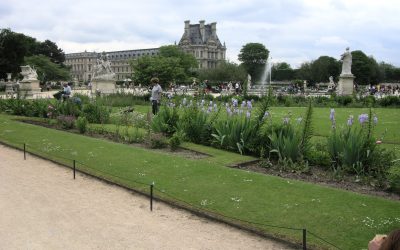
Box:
[179,22,224,47]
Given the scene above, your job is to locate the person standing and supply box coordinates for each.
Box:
[150,77,162,115]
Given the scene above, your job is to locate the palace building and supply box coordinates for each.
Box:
[178,20,226,69]
[65,20,226,83]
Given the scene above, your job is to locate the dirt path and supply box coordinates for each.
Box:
[0,144,292,250]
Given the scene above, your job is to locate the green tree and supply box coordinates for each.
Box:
[310,56,340,83]
[24,55,70,82]
[35,39,65,64]
[197,61,246,83]
[0,29,37,79]
[238,43,269,82]
[351,50,380,85]
[271,62,295,81]
[295,62,313,84]
[130,45,197,87]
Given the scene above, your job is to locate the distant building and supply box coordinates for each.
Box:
[65,48,160,83]
[178,20,226,69]
[65,20,227,82]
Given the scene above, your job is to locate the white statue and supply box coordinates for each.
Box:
[340,47,352,75]
[20,65,38,81]
[92,54,115,80]
[328,76,336,90]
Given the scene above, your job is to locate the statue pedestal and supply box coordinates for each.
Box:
[337,74,354,95]
[91,79,116,95]
[19,80,41,98]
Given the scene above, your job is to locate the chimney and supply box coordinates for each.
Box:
[184,20,190,35]
[199,20,205,42]
[211,22,217,38]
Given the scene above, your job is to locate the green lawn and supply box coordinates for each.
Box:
[0,113,399,249]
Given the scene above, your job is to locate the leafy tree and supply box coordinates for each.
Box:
[271,62,295,81]
[130,56,185,87]
[0,28,66,80]
[295,62,313,84]
[130,45,198,87]
[310,56,340,83]
[238,43,269,82]
[0,29,37,79]
[24,55,70,82]
[351,50,380,85]
[35,39,65,64]
[197,61,246,83]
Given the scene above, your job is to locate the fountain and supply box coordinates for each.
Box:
[246,57,272,96]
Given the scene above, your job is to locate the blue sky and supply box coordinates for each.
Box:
[1,0,399,68]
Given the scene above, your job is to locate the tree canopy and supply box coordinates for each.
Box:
[24,55,70,82]
[130,45,197,87]
[0,28,66,80]
[197,61,246,83]
[238,43,269,82]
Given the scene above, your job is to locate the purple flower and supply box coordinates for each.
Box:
[247,100,252,110]
[373,115,378,125]
[232,98,238,107]
[329,109,335,122]
[246,111,251,118]
[347,115,354,126]
[263,111,270,120]
[207,107,212,113]
[358,114,369,125]
[241,101,246,108]
[213,103,218,112]
[227,107,233,116]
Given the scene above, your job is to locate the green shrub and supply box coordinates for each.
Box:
[57,115,76,129]
[151,105,179,136]
[82,101,111,123]
[169,133,181,151]
[377,96,400,107]
[178,106,213,145]
[148,133,167,149]
[388,161,400,194]
[334,95,353,106]
[76,116,88,134]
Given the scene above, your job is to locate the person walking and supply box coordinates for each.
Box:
[150,77,162,115]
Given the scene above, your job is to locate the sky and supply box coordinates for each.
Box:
[1,0,400,68]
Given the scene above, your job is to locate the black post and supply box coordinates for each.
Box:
[303,228,307,250]
[150,183,154,211]
[23,143,26,160]
[73,160,76,179]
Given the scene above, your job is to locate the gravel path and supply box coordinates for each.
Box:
[0,144,292,250]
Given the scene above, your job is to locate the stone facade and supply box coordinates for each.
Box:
[178,20,226,69]
[65,49,160,83]
[65,20,227,82]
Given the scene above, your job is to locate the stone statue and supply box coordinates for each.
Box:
[328,76,336,90]
[340,47,352,75]
[20,65,38,81]
[92,54,115,81]
[247,74,252,89]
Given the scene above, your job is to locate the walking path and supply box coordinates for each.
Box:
[0,144,292,250]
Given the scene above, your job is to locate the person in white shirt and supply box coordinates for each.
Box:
[150,77,162,115]
[62,83,72,101]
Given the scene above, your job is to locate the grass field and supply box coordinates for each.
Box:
[0,113,399,249]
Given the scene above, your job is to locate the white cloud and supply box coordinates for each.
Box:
[1,0,400,67]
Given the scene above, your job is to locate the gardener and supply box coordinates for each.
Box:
[150,77,162,115]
